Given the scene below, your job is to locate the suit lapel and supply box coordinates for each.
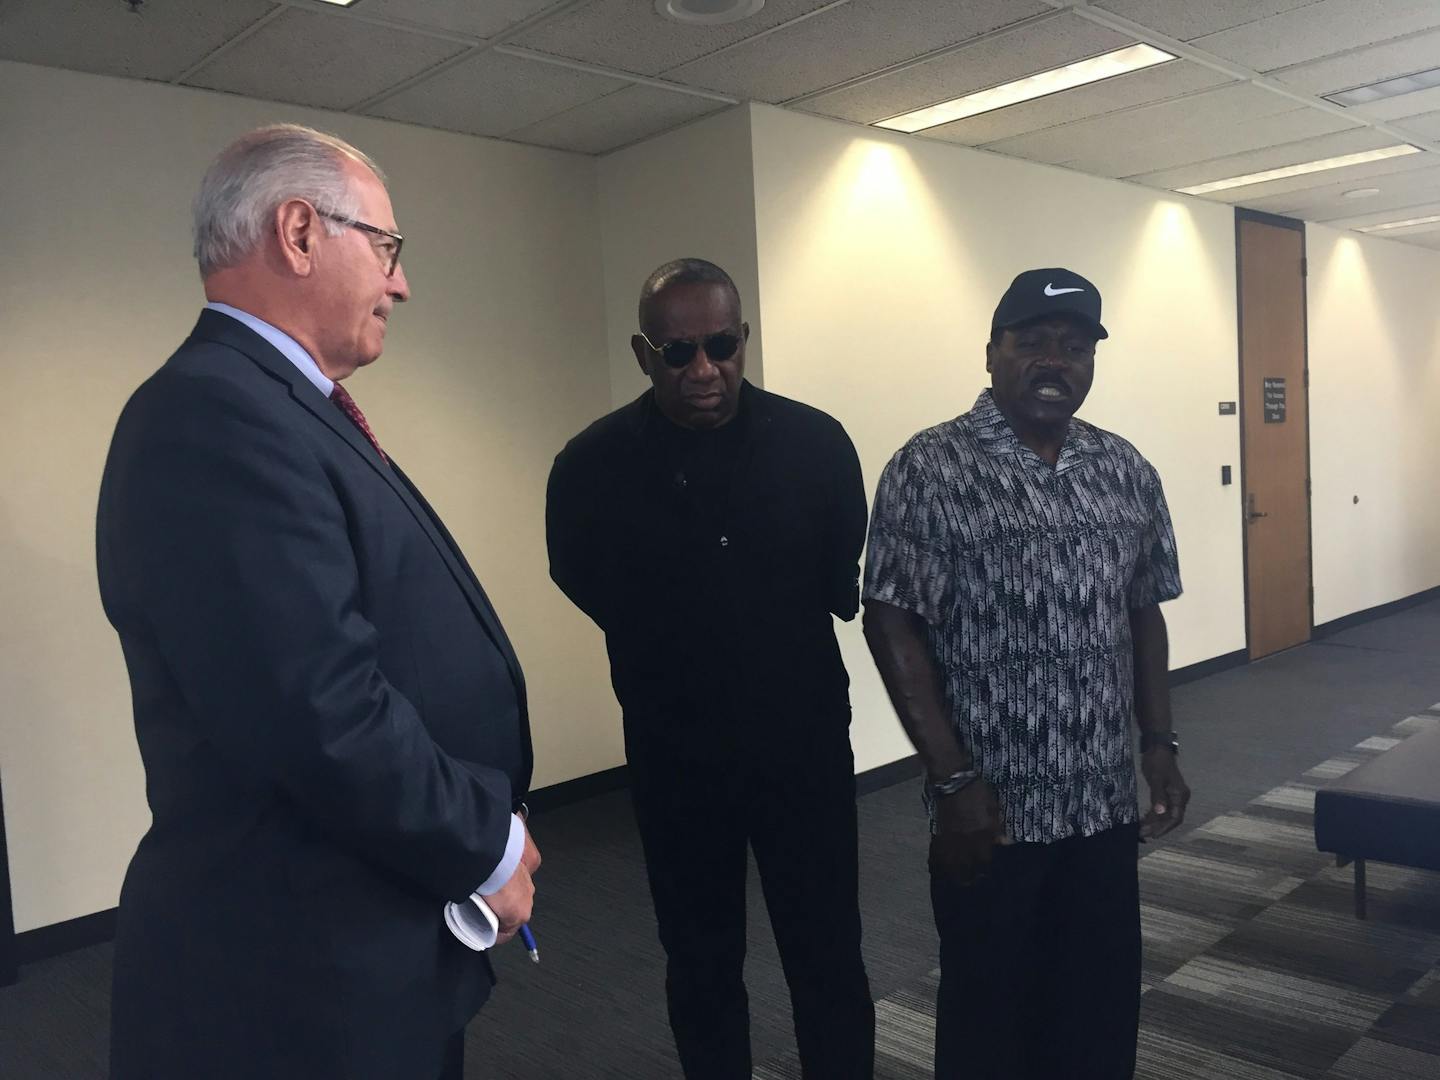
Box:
[188,311,524,701]
[388,460,527,703]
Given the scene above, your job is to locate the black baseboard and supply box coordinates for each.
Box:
[527,763,629,815]
[14,907,115,968]
[855,753,922,796]
[527,754,930,807]
[1313,585,1440,640]
[3,630,1321,973]
[1170,648,1249,686]
[1,766,15,987]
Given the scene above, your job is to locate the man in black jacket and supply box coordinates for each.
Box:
[546,258,875,1079]
[97,124,537,1080]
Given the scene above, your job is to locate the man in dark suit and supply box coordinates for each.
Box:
[96,124,538,1080]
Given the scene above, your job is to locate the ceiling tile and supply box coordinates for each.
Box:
[0,0,277,82]
[1094,110,1354,178]
[367,48,625,138]
[350,0,568,40]
[921,62,1235,148]
[1270,28,1440,96]
[799,12,1129,125]
[1091,0,1325,42]
[1130,127,1417,192]
[1394,110,1440,140]
[507,85,728,154]
[1320,194,1440,228]
[667,0,1051,103]
[182,7,463,111]
[1350,84,1440,123]
[980,83,1351,177]
[1240,162,1440,219]
[509,0,839,77]
[1190,0,1440,74]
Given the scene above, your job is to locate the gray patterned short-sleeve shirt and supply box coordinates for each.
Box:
[864,389,1182,843]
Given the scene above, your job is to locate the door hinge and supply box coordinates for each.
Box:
[1306,478,1312,497]
[1301,256,1308,278]
[1303,368,1309,388]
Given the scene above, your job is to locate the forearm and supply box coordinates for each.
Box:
[863,600,971,777]
[1130,603,1173,734]
[829,431,868,621]
[546,458,610,629]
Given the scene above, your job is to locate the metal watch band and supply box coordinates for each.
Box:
[925,768,981,799]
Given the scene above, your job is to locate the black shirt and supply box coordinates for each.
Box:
[546,381,866,756]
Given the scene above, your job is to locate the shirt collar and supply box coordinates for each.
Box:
[204,302,334,397]
[966,388,1104,470]
[633,378,763,438]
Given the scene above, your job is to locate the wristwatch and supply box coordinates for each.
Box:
[924,768,981,801]
[1139,730,1180,754]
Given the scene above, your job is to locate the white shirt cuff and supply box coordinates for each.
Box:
[475,813,525,895]
[444,895,499,951]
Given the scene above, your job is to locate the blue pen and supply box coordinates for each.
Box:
[518,924,539,964]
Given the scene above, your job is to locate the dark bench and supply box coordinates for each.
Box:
[1314,725,1440,918]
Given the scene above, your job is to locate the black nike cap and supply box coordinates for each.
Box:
[991,267,1108,340]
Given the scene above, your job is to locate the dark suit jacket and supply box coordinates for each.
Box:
[96,309,532,1080]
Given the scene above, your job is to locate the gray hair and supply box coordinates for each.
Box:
[192,124,387,277]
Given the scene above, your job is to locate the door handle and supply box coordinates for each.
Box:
[1246,493,1268,523]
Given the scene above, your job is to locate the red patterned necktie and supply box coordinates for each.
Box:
[330,382,388,464]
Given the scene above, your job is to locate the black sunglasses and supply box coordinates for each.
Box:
[638,329,742,369]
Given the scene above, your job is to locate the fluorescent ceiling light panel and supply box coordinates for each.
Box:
[874,43,1176,134]
[313,0,361,6]
[1325,66,1440,107]
[1358,213,1440,232]
[1176,145,1423,196]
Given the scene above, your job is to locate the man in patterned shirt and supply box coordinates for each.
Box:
[863,268,1191,1080]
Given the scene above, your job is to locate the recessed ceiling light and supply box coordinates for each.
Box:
[656,0,765,25]
[312,0,361,6]
[1357,213,1440,233]
[1176,145,1423,196]
[1325,66,1440,107]
[874,43,1176,134]
[1343,187,1381,198]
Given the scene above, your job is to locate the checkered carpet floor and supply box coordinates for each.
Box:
[756,709,1440,1079]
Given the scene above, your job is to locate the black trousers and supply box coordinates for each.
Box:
[931,823,1141,1080]
[437,1031,464,1080]
[627,728,876,1079]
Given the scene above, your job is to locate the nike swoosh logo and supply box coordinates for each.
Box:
[1044,284,1084,296]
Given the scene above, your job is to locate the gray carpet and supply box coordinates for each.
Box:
[755,709,1440,1079]
[2,599,1437,1078]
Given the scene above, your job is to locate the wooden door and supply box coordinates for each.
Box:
[1238,213,1311,659]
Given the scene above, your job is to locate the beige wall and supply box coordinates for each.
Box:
[597,105,762,408]
[747,104,1247,771]
[6,63,1438,936]
[1308,224,1440,623]
[0,61,617,932]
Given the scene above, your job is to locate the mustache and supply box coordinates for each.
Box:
[1028,371,1071,392]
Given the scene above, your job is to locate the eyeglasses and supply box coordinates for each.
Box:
[320,211,404,277]
[638,329,742,369]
